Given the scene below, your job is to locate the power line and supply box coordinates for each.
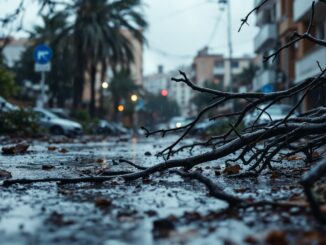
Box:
[206,12,224,46]
[147,45,194,59]
[160,1,208,20]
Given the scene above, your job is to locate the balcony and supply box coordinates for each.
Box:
[213,67,224,75]
[253,69,276,91]
[254,23,277,53]
[295,47,326,83]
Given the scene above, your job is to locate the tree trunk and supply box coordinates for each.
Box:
[89,64,97,117]
[73,34,85,111]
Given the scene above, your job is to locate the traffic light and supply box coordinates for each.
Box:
[161,89,168,97]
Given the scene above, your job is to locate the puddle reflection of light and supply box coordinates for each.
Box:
[131,137,138,163]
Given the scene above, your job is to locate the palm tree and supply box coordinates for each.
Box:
[72,0,147,116]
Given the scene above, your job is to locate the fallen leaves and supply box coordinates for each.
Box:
[47,146,57,151]
[96,158,105,164]
[282,155,303,161]
[0,169,12,179]
[265,230,288,245]
[1,142,29,155]
[48,146,68,154]
[152,218,176,238]
[46,211,75,226]
[223,164,241,175]
[58,148,68,153]
[95,198,112,209]
[244,235,259,244]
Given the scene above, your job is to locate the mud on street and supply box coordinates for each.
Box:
[0,135,326,245]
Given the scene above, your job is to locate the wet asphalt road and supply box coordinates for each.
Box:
[0,135,325,245]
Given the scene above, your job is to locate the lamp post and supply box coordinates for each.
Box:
[100,81,109,115]
[130,94,139,135]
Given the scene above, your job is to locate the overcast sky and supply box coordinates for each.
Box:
[0,0,257,75]
[143,0,257,75]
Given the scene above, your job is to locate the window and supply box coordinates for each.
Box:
[231,61,239,68]
[214,60,224,68]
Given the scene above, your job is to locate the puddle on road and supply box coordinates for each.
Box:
[0,201,40,234]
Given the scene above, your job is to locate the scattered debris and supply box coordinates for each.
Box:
[0,169,12,179]
[42,164,55,170]
[152,218,176,238]
[46,211,75,226]
[144,151,152,156]
[95,198,112,209]
[48,146,57,151]
[59,148,68,153]
[223,164,241,175]
[1,142,29,155]
[265,230,288,245]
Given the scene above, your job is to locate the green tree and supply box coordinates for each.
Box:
[144,93,180,124]
[0,59,17,98]
[72,0,147,116]
[109,69,139,120]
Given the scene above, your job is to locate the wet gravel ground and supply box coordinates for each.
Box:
[0,135,325,245]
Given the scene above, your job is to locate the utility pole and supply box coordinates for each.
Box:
[219,0,233,109]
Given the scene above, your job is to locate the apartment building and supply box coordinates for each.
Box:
[253,0,279,92]
[143,65,193,117]
[293,0,326,110]
[254,0,326,109]
[193,47,253,91]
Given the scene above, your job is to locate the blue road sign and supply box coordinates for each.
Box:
[262,84,274,93]
[33,44,53,64]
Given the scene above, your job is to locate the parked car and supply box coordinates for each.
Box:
[168,116,187,129]
[0,96,19,112]
[110,122,129,135]
[191,118,229,135]
[244,104,298,127]
[33,108,82,135]
[48,108,70,119]
[93,120,129,135]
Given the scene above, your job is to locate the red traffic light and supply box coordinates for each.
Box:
[161,89,168,97]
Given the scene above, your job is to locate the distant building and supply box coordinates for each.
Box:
[169,66,193,117]
[143,48,253,116]
[143,65,193,117]
[143,65,168,95]
[0,37,30,67]
[193,47,253,91]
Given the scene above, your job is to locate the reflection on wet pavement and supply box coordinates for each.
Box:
[0,135,324,244]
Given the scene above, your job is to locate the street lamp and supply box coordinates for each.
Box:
[102,81,109,89]
[131,94,138,102]
[117,104,124,112]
